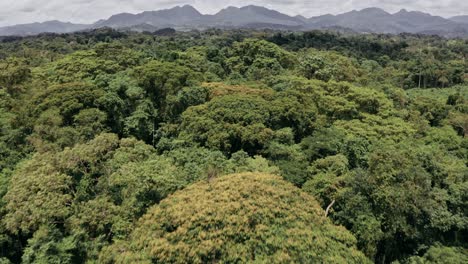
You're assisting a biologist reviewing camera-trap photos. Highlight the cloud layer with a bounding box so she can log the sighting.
[0,0,466,27]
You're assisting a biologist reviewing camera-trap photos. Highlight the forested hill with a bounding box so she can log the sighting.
[0,28,467,263]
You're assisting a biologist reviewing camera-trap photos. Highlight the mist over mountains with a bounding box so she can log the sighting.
[1,5,468,37]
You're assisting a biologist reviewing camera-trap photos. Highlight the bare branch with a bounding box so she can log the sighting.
[325,200,336,217]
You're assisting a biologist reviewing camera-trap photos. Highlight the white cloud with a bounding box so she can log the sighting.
[0,0,466,27]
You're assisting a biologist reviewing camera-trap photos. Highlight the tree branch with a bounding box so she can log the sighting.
[325,200,336,217]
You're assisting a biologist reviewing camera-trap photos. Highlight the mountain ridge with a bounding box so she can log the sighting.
[0,20,89,36]
[1,5,467,37]
[450,15,468,24]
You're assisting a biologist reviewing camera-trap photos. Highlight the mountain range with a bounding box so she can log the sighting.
[1,5,468,37]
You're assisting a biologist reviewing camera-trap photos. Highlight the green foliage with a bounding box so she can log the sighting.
[106,157,186,223]
[179,94,276,153]
[0,90,25,171]
[226,39,296,79]
[4,157,73,233]
[21,225,76,264]
[0,58,31,96]
[298,49,361,82]
[133,60,202,121]
[25,82,107,152]
[404,246,468,264]
[0,29,466,264]
[177,83,317,154]
[47,50,120,83]
[332,142,467,261]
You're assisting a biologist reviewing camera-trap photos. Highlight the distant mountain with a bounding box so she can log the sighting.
[206,5,303,27]
[93,5,303,30]
[308,8,402,33]
[389,9,462,34]
[0,5,467,37]
[294,15,308,23]
[306,8,467,36]
[0,20,88,36]
[93,5,203,28]
[450,15,468,24]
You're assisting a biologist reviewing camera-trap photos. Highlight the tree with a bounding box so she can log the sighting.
[332,141,467,262]
[446,112,468,138]
[298,49,362,82]
[179,94,276,153]
[132,60,202,122]
[100,173,370,263]
[225,39,296,79]
[47,50,120,83]
[404,245,468,264]
[24,82,109,151]
[0,58,31,96]
[3,155,73,233]
[21,225,76,264]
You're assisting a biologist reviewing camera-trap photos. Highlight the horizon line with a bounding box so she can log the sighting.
[0,4,465,28]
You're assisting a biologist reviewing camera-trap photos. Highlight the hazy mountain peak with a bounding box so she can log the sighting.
[94,4,203,28]
[181,4,196,9]
[396,9,408,14]
[218,5,277,15]
[218,6,239,12]
[173,4,201,14]
[141,5,201,16]
[359,7,391,15]
[213,4,303,27]
[45,20,61,24]
[241,5,271,11]
[394,9,438,20]
[450,15,468,24]
[313,13,335,18]
[106,13,134,21]
[295,15,308,21]
[0,20,89,36]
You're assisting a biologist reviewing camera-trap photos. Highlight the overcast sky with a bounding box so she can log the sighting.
[0,0,466,27]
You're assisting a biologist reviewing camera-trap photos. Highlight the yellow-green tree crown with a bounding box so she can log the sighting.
[101,173,370,263]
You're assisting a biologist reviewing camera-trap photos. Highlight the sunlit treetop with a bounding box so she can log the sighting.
[100,172,370,263]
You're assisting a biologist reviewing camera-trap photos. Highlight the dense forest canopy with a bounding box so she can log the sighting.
[0,28,467,263]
